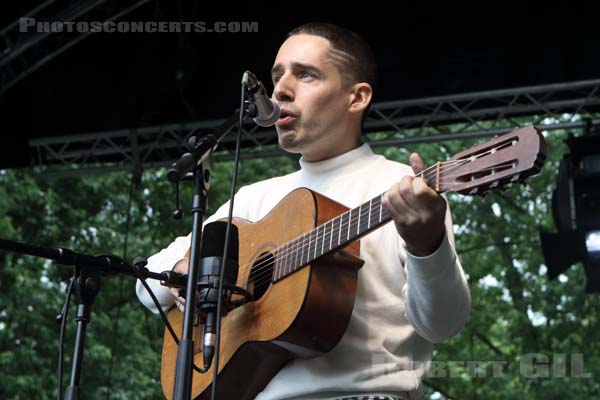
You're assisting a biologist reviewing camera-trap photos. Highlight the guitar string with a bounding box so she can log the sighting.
[224,143,514,294]
[232,159,460,279]
[424,161,517,181]
[243,154,495,280]
[240,148,506,286]
[240,158,470,281]
[246,166,521,293]
[243,152,504,287]
[246,157,518,289]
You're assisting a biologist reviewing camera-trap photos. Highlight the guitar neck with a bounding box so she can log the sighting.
[271,125,547,282]
[272,169,441,282]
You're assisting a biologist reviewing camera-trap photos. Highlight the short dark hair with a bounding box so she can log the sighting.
[287,23,377,92]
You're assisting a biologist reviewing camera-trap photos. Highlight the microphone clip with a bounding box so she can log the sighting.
[242,70,280,127]
[243,70,263,94]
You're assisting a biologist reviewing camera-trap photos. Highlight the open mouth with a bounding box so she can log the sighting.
[276,108,298,127]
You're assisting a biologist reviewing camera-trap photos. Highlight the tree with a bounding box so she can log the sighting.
[1,125,598,399]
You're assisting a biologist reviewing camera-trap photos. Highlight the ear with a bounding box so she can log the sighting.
[348,82,373,114]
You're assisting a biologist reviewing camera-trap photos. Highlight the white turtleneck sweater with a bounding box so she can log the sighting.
[136,143,471,400]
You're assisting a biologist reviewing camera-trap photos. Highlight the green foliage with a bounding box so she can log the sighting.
[1,125,599,399]
[373,122,600,399]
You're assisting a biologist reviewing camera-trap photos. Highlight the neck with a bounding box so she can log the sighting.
[301,134,363,162]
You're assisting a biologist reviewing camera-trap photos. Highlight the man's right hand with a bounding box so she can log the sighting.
[171,257,189,312]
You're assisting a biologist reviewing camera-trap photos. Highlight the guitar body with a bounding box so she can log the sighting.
[161,188,364,399]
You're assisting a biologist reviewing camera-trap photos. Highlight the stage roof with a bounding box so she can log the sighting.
[2,2,599,169]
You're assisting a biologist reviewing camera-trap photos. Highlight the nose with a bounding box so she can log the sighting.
[272,72,295,103]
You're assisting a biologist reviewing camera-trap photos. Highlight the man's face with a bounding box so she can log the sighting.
[271,34,357,162]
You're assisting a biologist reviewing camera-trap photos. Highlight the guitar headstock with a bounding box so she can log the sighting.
[438,125,547,195]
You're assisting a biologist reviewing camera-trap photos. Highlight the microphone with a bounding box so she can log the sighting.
[243,70,280,127]
[197,221,239,370]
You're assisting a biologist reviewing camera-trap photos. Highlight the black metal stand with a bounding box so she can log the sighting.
[167,107,250,400]
[172,160,210,400]
[64,264,100,400]
[0,239,178,400]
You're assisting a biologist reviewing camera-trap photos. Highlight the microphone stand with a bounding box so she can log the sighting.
[168,110,245,400]
[0,239,172,400]
[170,71,273,399]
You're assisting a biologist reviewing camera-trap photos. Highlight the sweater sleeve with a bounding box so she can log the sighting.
[135,234,191,314]
[403,203,471,343]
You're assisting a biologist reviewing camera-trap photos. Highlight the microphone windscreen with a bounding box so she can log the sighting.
[200,221,239,261]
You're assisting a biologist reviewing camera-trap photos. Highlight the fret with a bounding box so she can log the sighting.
[328,219,333,251]
[280,244,286,279]
[379,194,383,222]
[298,233,304,269]
[273,248,279,281]
[321,220,326,255]
[280,242,288,280]
[352,208,359,240]
[306,230,311,266]
[347,209,351,241]
[275,244,285,280]
[291,238,298,274]
[286,241,292,277]
[281,247,286,281]
[313,225,319,259]
[284,240,296,275]
[357,204,362,235]
[301,230,314,265]
[302,234,308,267]
[284,241,289,277]
[368,198,372,229]
[359,203,368,234]
[304,232,311,266]
[338,213,343,246]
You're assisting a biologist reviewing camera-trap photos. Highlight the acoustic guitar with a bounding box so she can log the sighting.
[160,125,547,399]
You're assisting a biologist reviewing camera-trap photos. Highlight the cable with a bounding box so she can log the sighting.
[210,74,248,400]
[133,270,206,374]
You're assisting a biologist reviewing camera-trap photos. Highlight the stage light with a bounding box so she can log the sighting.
[586,231,600,258]
[540,130,600,293]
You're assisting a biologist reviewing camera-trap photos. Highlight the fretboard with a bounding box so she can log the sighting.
[269,168,442,282]
[271,192,390,282]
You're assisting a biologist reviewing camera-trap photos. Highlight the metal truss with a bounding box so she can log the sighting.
[0,0,151,95]
[29,78,600,179]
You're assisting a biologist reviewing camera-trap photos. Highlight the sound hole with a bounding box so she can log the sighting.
[248,252,274,301]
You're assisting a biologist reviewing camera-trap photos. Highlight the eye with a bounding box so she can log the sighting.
[299,71,315,80]
[272,75,282,83]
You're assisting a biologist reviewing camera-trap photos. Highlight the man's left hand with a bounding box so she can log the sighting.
[382,152,447,256]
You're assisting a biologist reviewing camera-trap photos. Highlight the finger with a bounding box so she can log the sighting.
[397,175,420,210]
[412,176,438,204]
[170,287,186,305]
[409,152,426,175]
[383,185,418,224]
[173,258,189,274]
